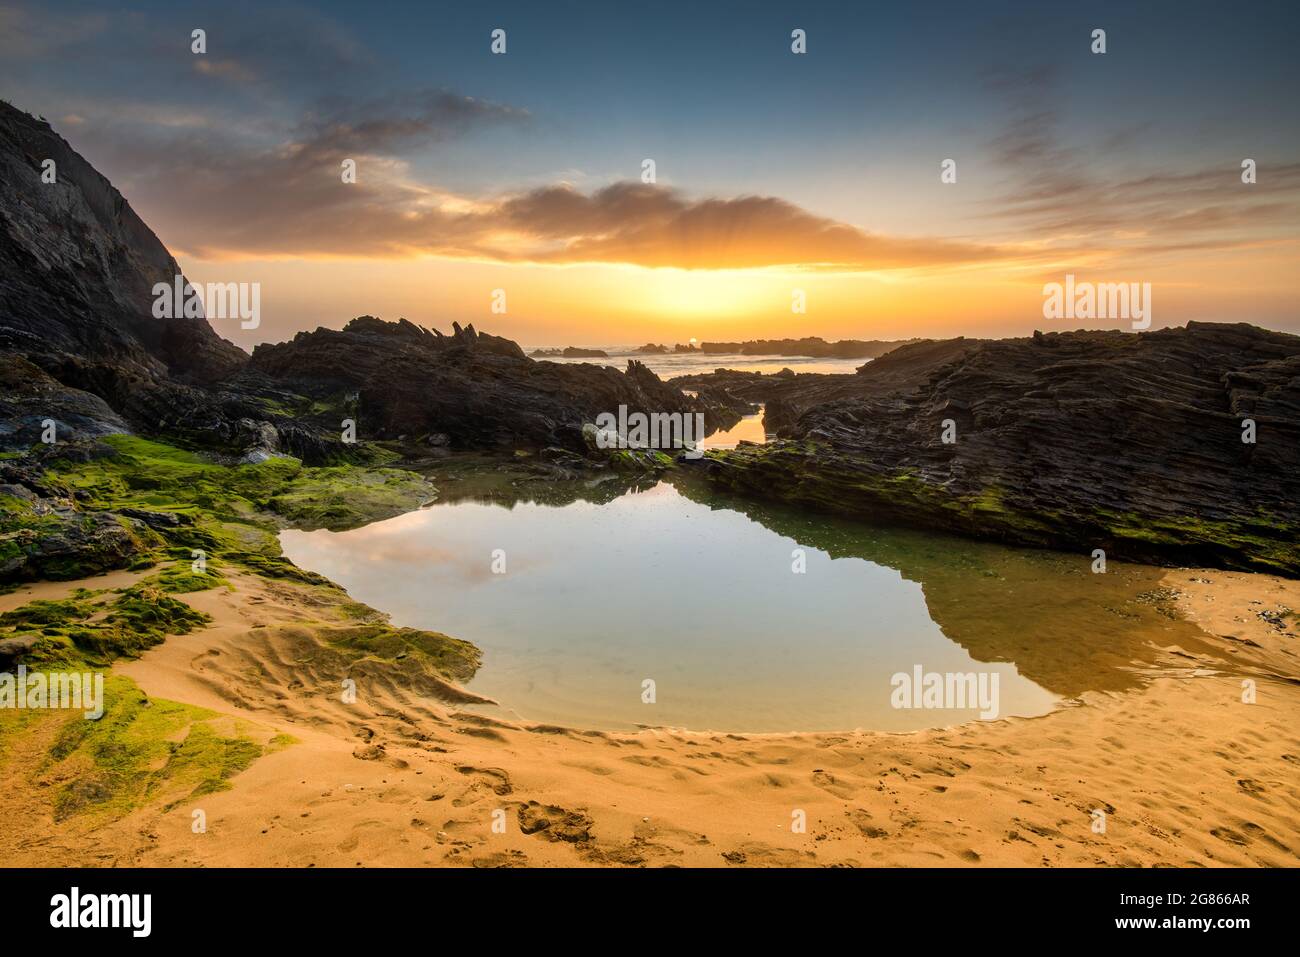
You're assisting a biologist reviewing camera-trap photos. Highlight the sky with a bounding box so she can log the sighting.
[2,0,1298,350]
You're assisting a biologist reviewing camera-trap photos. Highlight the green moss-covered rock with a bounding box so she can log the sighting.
[46,435,434,532]
[265,465,435,530]
[0,435,437,586]
[702,440,1300,575]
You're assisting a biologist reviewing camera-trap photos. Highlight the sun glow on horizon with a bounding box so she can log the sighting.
[181,241,1300,353]
[637,266,799,320]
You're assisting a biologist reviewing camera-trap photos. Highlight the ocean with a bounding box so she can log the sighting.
[534,350,871,378]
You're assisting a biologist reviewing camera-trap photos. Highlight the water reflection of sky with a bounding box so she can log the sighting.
[282,482,1059,732]
[699,408,768,451]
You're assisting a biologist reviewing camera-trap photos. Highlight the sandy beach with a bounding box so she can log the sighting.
[2,563,1296,868]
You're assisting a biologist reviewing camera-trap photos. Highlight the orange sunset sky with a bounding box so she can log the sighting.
[4,0,1297,350]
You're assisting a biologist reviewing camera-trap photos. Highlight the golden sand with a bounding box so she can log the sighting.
[1,565,1296,867]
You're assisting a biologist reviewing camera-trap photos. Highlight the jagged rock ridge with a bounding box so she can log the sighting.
[700,324,1300,574]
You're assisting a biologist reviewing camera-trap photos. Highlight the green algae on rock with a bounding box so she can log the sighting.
[1,433,482,692]
[0,434,437,585]
[700,439,1300,576]
[0,580,210,670]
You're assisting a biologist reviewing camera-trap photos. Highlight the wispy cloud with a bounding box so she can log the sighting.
[13,3,1294,279]
[104,134,1010,269]
[981,63,1300,265]
[49,98,1007,270]
[293,91,529,156]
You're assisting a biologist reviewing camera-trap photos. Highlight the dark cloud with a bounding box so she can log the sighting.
[50,96,1004,270]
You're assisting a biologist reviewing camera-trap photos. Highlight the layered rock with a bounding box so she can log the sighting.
[671,338,979,432]
[0,354,129,446]
[699,324,1300,575]
[0,101,307,460]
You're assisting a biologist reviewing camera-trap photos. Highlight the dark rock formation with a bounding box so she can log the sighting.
[0,101,322,462]
[699,324,1300,575]
[529,346,610,358]
[2,508,151,581]
[249,317,698,451]
[697,336,914,359]
[672,337,981,431]
[0,354,130,447]
[0,101,245,385]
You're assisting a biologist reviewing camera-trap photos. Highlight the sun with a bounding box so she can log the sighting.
[639,267,791,321]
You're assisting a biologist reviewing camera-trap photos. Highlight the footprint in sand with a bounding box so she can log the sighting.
[723,842,815,866]
[437,817,486,846]
[470,850,528,868]
[517,801,593,843]
[812,769,857,799]
[1236,778,1265,797]
[1240,821,1291,853]
[846,808,888,839]
[1014,818,1063,839]
[1210,826,1250,846]
[633,820,710,846]
[454,765,513,795]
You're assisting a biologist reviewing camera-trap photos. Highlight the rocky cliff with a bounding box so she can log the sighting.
[0,100,246,384]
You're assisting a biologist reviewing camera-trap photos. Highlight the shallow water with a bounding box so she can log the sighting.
[698,407,768,450]
[281,476,1221,733]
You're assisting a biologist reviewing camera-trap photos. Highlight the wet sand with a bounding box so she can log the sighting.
[1,565,1297,867]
